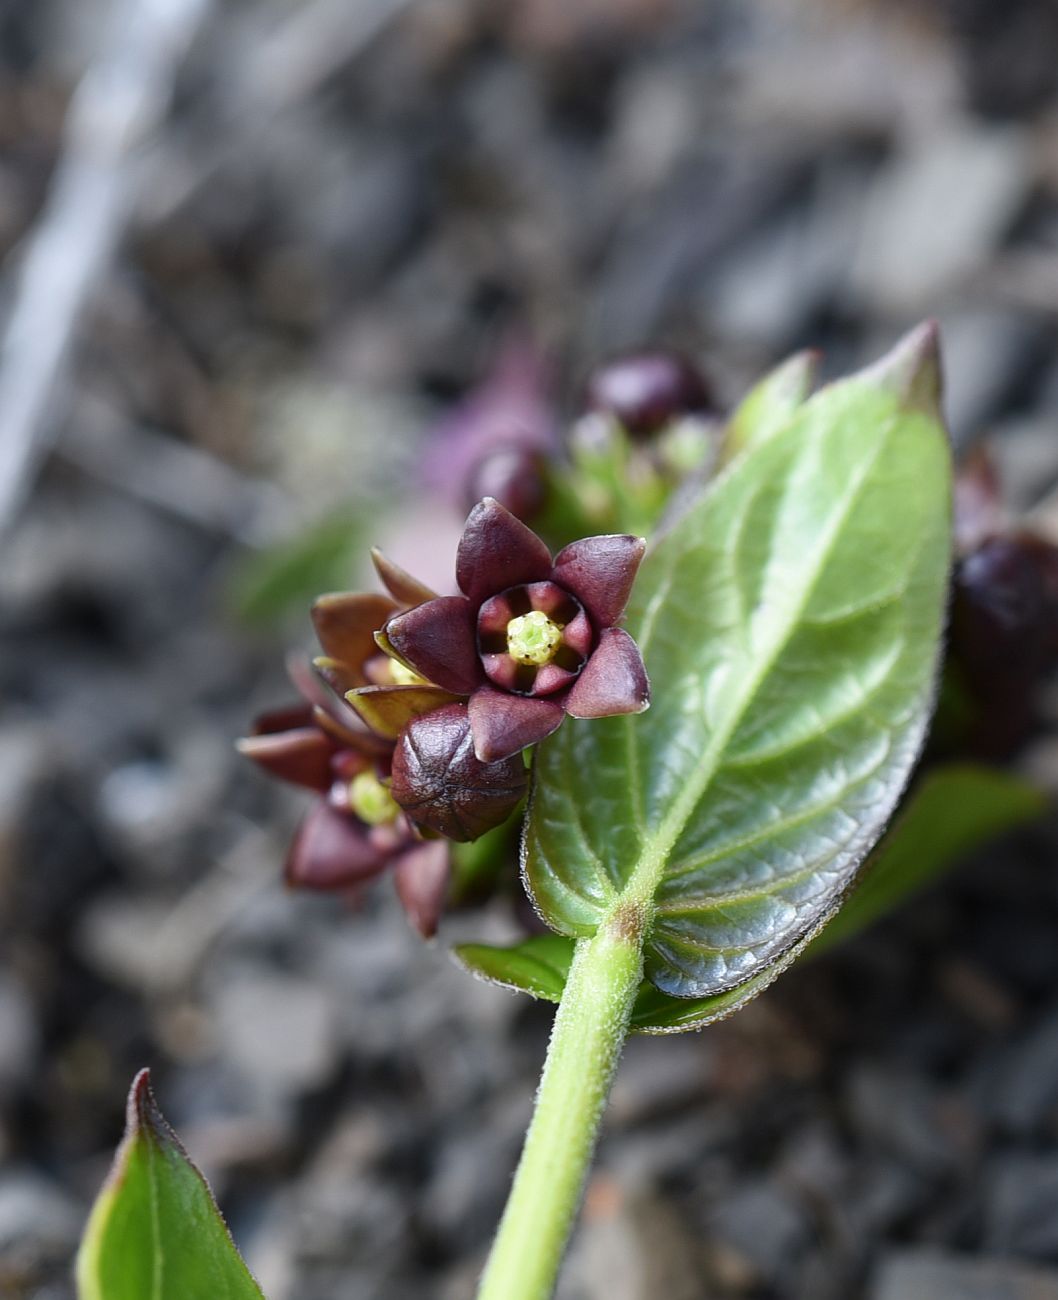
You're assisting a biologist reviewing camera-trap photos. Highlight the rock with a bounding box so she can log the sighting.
[990,415,1058,512]
[706,1179,809,1288]
[607,1035,712,1127]
[0,727,52,917]
[558,1178,708,1300]
[0,973,38,1095]
[420,1094,530,1248]
[0,1170,82,1286]
[978,1004,1058,1137]
[872,1249,1058,1299]
[852,120,1030,312]
[938,311,1043,448]
[213,973,339,1097]
[986,1154,1058,1257]
[846,1064,968,1175]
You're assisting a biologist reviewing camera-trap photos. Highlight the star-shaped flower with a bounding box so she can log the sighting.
[349,498,650,763]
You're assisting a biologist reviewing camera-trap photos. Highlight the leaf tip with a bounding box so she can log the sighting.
[126,1067,179,1153]
[859,320,944,420]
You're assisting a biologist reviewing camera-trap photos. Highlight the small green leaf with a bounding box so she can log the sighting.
[453,933,779,1034]
[454,934,575,1001]
[809,763,1045,955]
[77,1070,264,1300]
[724,349,819,461]
[525,324,952,1008]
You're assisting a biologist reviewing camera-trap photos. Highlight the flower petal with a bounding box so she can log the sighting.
[564,628,650,718]
[345,684,461,739]
[551,535,646,628]
[249,702,315,736]
[311,703,393,756]
[370,547,439,606]
[314,656,359,696]
[468,687,564,762]
[456,498,552,604]
[393,839,451,938]
[384,596,481,694]
[285,802,392,890]
[237,727,335,792]
[311,592,399,683]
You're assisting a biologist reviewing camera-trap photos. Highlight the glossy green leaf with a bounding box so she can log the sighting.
[724,349,819,461]
[524,325,952,1008]
[77,1070,264,1300]
[454,934,575,1002]
[460,764,1042,1031]
[453,934,771,1033]
[809,762,1045,955]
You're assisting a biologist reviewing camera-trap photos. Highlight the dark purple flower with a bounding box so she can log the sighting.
[351,498,650,763]
[238,639,454,939]
[463,445,549,523]
[389,703,529,841]
[421,335,558,508]
[584,350,713,437]
[950,530,1058,757]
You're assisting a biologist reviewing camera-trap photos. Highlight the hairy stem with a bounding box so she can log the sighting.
[476,903,646,1300]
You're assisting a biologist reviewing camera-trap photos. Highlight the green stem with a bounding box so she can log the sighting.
[477,903,646,1300]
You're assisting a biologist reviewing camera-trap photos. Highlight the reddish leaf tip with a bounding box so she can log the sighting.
[858,320,943,419]
[125,1068,178,1151]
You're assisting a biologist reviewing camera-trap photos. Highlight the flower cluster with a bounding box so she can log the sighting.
[241,498,650,936]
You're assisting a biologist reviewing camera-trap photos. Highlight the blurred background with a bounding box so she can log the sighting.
[3,0,1058,1297]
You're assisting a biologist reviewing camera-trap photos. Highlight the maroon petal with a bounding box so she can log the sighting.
[564,628,650,719]
[250,702,314,736]
[285,802,392,890]
[370,547,439,606]
[393,840,451,938]
[311,703,393,757]
[456,498,553,605]
[313,656,359,696]
[551,535,646,628]
[384,596,481,694]
[468,687,565,762]
[312,592,398,683]
[237,728,335,792]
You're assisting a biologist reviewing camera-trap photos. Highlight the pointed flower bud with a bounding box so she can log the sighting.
[389,704,528,842]
[585,350,713,437]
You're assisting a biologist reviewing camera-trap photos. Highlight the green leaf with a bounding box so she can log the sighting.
[77,1070,264,1300]
[454,934,575,1001]
[808,762,1045,955]
[453,933,770,1033]
[724,349,819,461]
[524,324,952,1009]
[458,764,1042,1031]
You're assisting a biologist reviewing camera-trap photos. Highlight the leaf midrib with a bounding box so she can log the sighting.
[615,415,895,923]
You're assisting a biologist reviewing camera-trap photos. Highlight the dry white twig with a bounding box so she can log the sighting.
[0,0,213,534]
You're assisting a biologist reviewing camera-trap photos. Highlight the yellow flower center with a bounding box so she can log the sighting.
[348,771,399,826]
[506,610,563,666]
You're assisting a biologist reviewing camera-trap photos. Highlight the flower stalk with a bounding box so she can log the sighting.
[476,901,648,1300]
